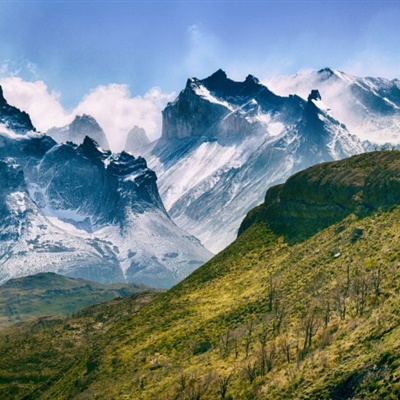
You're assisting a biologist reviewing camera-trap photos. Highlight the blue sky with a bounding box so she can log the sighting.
[0,0,399,149]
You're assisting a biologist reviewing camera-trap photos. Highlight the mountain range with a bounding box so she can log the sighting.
[268,67,400,147]
[0,91,211,288]
[1,67,400,287]
[144,69,364,252]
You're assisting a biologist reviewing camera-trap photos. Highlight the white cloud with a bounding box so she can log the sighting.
[0,76,70,130]
[0,76,175,152]
[74,84,174,151]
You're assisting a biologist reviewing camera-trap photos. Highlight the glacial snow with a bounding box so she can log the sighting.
[266,68,400,145]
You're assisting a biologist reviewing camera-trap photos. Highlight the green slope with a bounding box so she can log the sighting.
[0,151,399,399]
[0,272,149,327]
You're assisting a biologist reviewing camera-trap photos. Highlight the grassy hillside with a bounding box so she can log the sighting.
[0,273,151,328]
[0,152,399,399]
[240,150,400,242]
[0,290,161,399]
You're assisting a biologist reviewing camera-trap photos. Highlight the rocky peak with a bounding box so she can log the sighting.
[125,126,150,155]
[245,74,260,84]
[308,89,322,102]
[108,151,147,178]
[77,136,110,164]
[161,70,305,141]
[0,86,35,134]
[70,114,101,132]
[47,114,110,150]
[201,69,228,86]
[318,67,335,76]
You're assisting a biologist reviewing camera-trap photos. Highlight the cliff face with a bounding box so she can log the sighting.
[148,70,362,252]
[239,151,400,242]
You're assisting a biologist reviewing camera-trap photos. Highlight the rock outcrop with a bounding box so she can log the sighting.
[0,85,35,134]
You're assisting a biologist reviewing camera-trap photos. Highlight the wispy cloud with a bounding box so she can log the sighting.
[341,7,400,79]
[184,23,223,78]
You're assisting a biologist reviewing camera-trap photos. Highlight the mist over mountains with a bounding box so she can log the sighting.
[0,67,399,285]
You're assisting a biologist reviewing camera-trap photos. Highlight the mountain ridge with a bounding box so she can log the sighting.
[0,89,212,288]
[147,69,363,252]
[267,67,400,146]
[239,150,400,242]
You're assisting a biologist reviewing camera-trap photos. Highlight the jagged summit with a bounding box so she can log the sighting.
[245,74,260,84]
[125,126,151,155]
[150,70,363,252]
[71,114,101,131]
[318,67,338,76]
[46,114,110,150]
[198,69,276,105]
[161,70,290,141]
[76,135,110,165]
[308,89,322,102]
[268,68,400,146]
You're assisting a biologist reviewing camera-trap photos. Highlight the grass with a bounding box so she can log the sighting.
[0,207,398,399]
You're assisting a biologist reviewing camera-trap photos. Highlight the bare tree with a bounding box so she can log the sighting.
[216,370,234,399]
[219,330,231,358]
[334,280,347,320]
[265,341,277,373]
[300,304,321,350]
[243,360,258,384]
[370,264,382,297]
[279,332,292,363]
[351,268,369,316]
[257,317,269,376]
[184,372,213,400]
[318,292,332,328]
[176,373,189,395]
[244,320,255,358]
[266,273,278,312]
[272,296,286,335]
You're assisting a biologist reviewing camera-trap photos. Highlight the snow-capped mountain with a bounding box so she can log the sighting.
[46,114,110,150]
[267,67,400,146]
[145,70,363,253]
[0,89,211,288]
[125,125,151,156]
